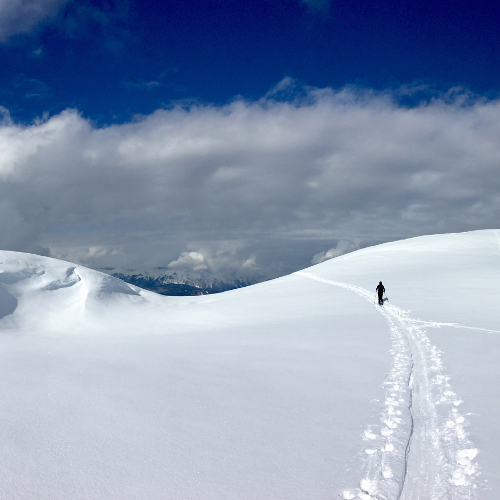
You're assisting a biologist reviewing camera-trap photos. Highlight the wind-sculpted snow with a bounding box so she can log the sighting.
[40,267,81,290]
[0,251,144,333]
[297,272,481,500]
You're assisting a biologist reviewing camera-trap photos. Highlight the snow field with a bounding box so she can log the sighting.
[0,230,499,498]
[0,253,393,499]
[297,272,481,499]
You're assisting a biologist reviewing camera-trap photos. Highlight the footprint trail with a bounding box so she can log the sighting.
[295,272,480,500]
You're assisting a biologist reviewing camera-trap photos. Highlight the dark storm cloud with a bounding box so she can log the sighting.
[0,83,499,278]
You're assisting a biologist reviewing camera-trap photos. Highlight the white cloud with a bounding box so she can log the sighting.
[241,257,257,270]
[168,251,209,272]
[0,0,69,41]
[166,242,259,278]
[1,84,500,279]
[311,240,360,265]
[123,80,162,90]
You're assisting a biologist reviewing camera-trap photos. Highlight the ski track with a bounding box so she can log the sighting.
[295,272,481,500]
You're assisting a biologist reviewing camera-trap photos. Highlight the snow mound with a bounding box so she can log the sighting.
[0,251,146,334]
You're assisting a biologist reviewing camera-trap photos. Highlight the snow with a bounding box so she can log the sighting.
[0,229,498,499]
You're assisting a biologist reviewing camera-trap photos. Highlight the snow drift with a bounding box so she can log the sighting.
[0,230,499,499]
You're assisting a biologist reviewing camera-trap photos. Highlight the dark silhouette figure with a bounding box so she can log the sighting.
[376,281,385,305]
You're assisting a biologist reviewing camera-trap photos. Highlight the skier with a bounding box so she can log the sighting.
[376,281,385,305]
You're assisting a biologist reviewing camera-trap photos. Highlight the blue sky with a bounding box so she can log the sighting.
[2,0,500,123]
[1,0,500,281]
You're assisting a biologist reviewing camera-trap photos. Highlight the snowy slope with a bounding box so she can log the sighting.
[0,230,498,499]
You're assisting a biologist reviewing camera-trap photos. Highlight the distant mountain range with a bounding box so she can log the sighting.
[106,270,260,296]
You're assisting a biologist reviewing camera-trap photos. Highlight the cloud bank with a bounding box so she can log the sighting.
[1,83,500,280]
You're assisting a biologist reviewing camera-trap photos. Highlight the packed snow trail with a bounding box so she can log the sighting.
[295,272,481,500]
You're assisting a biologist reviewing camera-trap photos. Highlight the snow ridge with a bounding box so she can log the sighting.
[295,272,480,500]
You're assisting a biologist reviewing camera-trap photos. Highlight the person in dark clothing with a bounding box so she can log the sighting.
[376,281,385,305]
